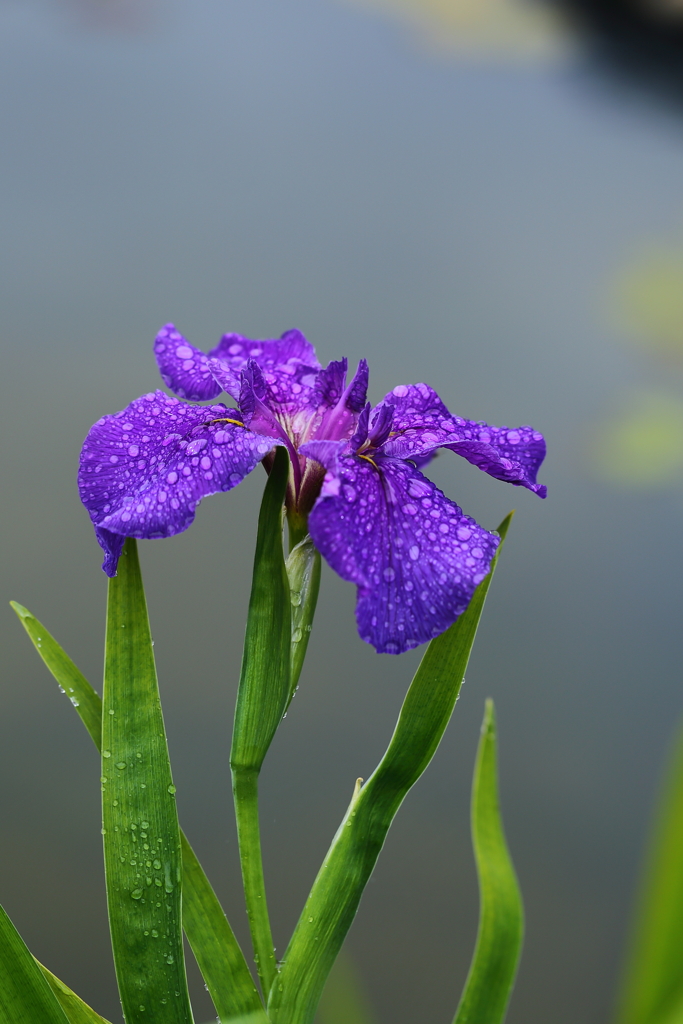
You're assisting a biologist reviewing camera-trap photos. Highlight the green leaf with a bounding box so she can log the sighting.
[614,717,683,1024]
[285,534,321,702]
[317,951,377,1024]
[10,600,266,1024]
[37,962,113,1023]
[269,514,514,1024]
[179,835,266,1023]
[0,903,70,1024]
[453,700,523,1024]
[230,447,292,997]
[102,538,194,1023]
[10,602,102,748]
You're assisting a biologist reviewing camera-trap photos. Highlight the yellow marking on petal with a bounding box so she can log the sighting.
[207,417,245,428]
[357,453,379,470]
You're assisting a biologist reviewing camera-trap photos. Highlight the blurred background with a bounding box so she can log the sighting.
[2,0,683,1021]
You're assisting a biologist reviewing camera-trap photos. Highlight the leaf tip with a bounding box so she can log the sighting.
[10,601,32,620]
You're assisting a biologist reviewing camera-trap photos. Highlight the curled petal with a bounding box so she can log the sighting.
[446,428,547,496]
[305,445,499,654]
[381,383,546,496]
[209,329,321,413]
[154,324,223,401]
[79,390,280,575]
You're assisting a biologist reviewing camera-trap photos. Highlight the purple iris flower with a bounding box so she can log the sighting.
[79,324,546,654]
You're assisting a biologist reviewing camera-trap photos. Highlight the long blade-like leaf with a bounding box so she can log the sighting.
[11,601,266,1024]
[269,514,513,1024]
[0,903,70,1024]
[102,537,194,1023]
[453,700,523,1024]
[615,718,683,1024]
[38,962,113,1024]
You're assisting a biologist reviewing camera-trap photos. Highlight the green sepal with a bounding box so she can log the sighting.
[37,962,113,1023]
[285,534,321,703]
[102,538,193,1023]
[10,601,266,1023]
[268,514,513,1024]
[615,718,683,1024]
[453,700,523,1024]
[0,903,70,1024]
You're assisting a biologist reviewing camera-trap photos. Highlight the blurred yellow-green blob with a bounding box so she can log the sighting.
[317,951,377,1024]
[339,0,567,58]
[591,392,683,487]
[615,250,683,361]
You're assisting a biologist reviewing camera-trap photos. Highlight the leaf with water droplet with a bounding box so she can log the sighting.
[10,597,267,1024]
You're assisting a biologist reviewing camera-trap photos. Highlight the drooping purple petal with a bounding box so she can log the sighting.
[304,443,499,654]
[380,383,546,496]
[95,527,125,578]
[208,329,321,413]
[446,428,547,496]
[154,324,223,401]
[79,390,280,575]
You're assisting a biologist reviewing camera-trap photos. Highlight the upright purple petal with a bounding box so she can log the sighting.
[380,383,546,496]
[79,390,280,575]
[315,359,348,408]
[304,445,499,654]
[209,329,321,414]
[207,358,241,400]
[154,324,223,401]
[314,360,370,444]
[349,404,371,451]
[368,403,394,448]
[346,359,370,413]
[209,328,319,371]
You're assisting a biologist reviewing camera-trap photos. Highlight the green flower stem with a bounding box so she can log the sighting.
[232,769,277,995]
[230,446,292,999]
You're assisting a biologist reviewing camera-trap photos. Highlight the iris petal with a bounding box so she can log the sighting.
[78,390,280,575]
[304,441,499,654]
[153,324,223,401]
[380,383,546,496]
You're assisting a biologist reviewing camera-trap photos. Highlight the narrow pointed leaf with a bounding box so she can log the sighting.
[38,962,113,1024]
[10,602,101,746]
[615,718,683,1024]
[269,514,513,1024]
[10,600,266,1023]
[102,538,193,1023]
[0,903,70,1024]
[453,700,523,1024]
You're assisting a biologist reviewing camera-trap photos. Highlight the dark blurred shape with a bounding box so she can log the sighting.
[553,0,683,103]
[60,0,159,32]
